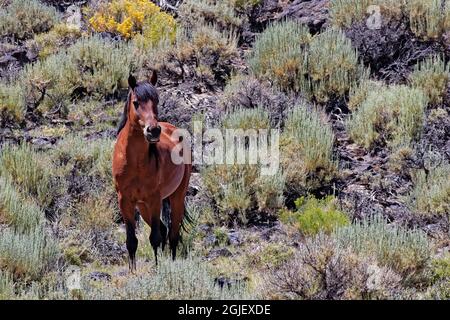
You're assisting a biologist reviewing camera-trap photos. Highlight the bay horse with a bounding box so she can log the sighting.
[112,71,191,271]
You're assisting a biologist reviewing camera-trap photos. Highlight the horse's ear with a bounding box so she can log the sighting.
[128,74,137,90]
[150,70,157,86]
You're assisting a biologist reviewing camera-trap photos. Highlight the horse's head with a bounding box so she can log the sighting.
[127,71,160,143]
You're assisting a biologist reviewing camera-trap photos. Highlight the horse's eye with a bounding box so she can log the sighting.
[133,101,139,109]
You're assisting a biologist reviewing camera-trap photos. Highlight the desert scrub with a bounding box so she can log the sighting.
[149,23,238,88]
[178,0,243,31]
[0,270,15,299]
[409,55,449,105]
[330,0,406,28]
[202,108,284,223]
[347,85,428,149]
[20,36,136,115]
[220,74,296,126]
[249,20,311,93]
[202,164,285,224]
[222,107,271,130]
[26,23,82,59]
[281,103,337,194]
[0,177,45,232]
[263,234,402,299]
[280,195,350,236]
[72,194,116,240]
[0,82,25,123]
[407,163,450,216]
[88,0,176,47]
[246,243,294,269]
[233,0,261,11]
[333,215,430,285]
[20,51,78,116]
[408,0,447,40]
[83,255,252,299]
[54,134,114,182]
[67,36,136,97]
[348,79,384,111]
[0,0,59,39]
[0,143,55,208]
[305,28,366,103]
[0,227,59,280]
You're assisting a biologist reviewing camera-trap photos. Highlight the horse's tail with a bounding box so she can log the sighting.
[181,200,193,232]
[161,198,171,227]
[161,198,193,233]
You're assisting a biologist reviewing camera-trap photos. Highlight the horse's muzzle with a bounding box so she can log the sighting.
[144,125,161,143]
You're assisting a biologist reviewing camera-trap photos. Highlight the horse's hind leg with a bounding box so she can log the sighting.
[168,165,191,260]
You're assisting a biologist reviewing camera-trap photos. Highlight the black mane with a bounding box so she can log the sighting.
[116,81,159,135]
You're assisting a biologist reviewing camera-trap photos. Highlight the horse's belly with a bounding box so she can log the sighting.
[160,164,185,199]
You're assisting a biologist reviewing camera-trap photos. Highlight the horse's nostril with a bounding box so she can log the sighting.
[150,126,161,136]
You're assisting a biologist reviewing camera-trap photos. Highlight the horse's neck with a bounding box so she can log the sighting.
[121,121,149,163]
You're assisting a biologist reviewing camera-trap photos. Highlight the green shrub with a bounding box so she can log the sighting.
[0,143,55,208]
[347,85,428,149]
[73,194,116,238]
[149,23,238,87]
[0,177,44,232]
[26,23,82,59]
[54,134,114,181]
[220,74,294,126]
[348,79,384,111]
[407,164,450,216]
[0,0,59,39]
[67,36,136,97]
[410,55,449,105]
[333,215,430,284]
[280,195,350,236]
[202,108,284,223]
[306,28,366,103]
[20,51,77,116]
[281,103,337,193]
[234,0,261,11]
[0,270,15,299]
[430,253,450,284]
[247,243,294,269]
[249,20,311,92]
[331,0,448,40]
[0,83,25,122]
[203,164,283,224]
[330,0,405,28]
[445,2,450,31]
[409,0,446,40]
[83,255,252,299]
[250,23,365,102]
[0,227,59,280]
[222,107,271,130]
[20,36,136,116]
[179,0,243,31]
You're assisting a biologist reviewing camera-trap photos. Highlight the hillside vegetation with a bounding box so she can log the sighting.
[0,0,449,300]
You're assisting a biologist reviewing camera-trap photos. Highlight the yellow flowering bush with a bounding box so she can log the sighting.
[89,0,176,47]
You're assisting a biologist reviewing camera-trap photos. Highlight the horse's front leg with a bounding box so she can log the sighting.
[118,193,138,273]
[137,199,162,266]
